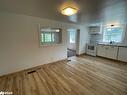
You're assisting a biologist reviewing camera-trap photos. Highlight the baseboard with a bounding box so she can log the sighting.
[80,54,127,64]
[76,53,85,57]
[67,48,76,52]
[0,59,67,78]
[96,55,127,63]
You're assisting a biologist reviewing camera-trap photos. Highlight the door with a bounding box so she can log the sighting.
[67,29,79,57]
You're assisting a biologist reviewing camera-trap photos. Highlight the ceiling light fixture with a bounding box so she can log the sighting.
[61,6,78,16]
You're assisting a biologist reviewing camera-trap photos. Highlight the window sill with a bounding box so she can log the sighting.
[98,42,125,46]
[40,43,64,47]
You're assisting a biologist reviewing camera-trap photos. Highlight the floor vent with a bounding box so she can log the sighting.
[67,59,71,62]
[27,67,41,74]
[27,70,36,74]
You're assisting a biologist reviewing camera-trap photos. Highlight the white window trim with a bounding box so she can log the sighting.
[121,24,126,42]
[38,24,63,47]
[102,24,126,43]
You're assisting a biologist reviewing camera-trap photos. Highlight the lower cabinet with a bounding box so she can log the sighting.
[97,45,118,59]
[106,46,118,59]
[97,45,127,62]
[97,45,106,57]
[118,47,127,62]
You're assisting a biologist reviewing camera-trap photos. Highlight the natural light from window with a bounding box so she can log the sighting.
[39,27,62,46]
[103,25,124,43]
[41,33,55,43]
[69,31,76,43]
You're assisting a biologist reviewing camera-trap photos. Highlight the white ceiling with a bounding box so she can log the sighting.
[0,0,126,24]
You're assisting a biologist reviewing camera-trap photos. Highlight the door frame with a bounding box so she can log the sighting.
[67,28,80,56]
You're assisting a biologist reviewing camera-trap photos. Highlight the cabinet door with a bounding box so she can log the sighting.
[106,46,118,59]
[118,47,127,62]
[97,45,106,57]
[89,26,100,34]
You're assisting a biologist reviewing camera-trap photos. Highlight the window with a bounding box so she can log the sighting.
[103,26,124,42]
[41,33,54,43]
[39,27,62,46]
[69,31,76,43]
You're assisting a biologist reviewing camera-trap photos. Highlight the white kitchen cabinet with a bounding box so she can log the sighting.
[97,45,118,59]
[106,46,118,59]
[89,26,101,34]
[118,47,127,62]
[97,45,106,57]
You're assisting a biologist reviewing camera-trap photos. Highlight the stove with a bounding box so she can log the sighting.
[86,43,97,56]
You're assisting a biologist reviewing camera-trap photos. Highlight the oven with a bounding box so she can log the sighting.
[86,44,97,56]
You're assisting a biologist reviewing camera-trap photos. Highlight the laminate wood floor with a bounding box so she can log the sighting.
[0,55,127,95]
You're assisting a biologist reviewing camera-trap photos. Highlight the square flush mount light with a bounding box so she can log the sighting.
[61,6,78,16]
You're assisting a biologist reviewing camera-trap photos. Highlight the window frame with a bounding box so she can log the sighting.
[102,24,126,43]
[39,25,63,47]
[41,32,55,43]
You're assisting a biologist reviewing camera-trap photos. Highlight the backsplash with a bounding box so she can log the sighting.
[90,34,103,44]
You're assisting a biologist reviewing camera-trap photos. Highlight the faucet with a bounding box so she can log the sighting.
[109,41,115,44]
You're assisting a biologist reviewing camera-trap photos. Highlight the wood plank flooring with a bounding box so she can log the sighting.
[0,55,127,95]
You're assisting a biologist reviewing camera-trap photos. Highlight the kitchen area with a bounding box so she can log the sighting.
[86,24,127,62]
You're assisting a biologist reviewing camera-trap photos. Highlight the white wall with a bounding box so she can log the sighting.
[78,25,90,54]
[88,1,127,45]
[66,25,90,55]
[0,12,85,76]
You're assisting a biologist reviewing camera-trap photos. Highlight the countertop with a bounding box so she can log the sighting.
[98,43,127,47]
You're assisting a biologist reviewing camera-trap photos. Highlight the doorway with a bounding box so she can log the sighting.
[67,29,79,57]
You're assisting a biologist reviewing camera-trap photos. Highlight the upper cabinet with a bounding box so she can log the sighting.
[89,26,102,34]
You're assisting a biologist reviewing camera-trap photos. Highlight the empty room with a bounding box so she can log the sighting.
[0,0,127,95]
